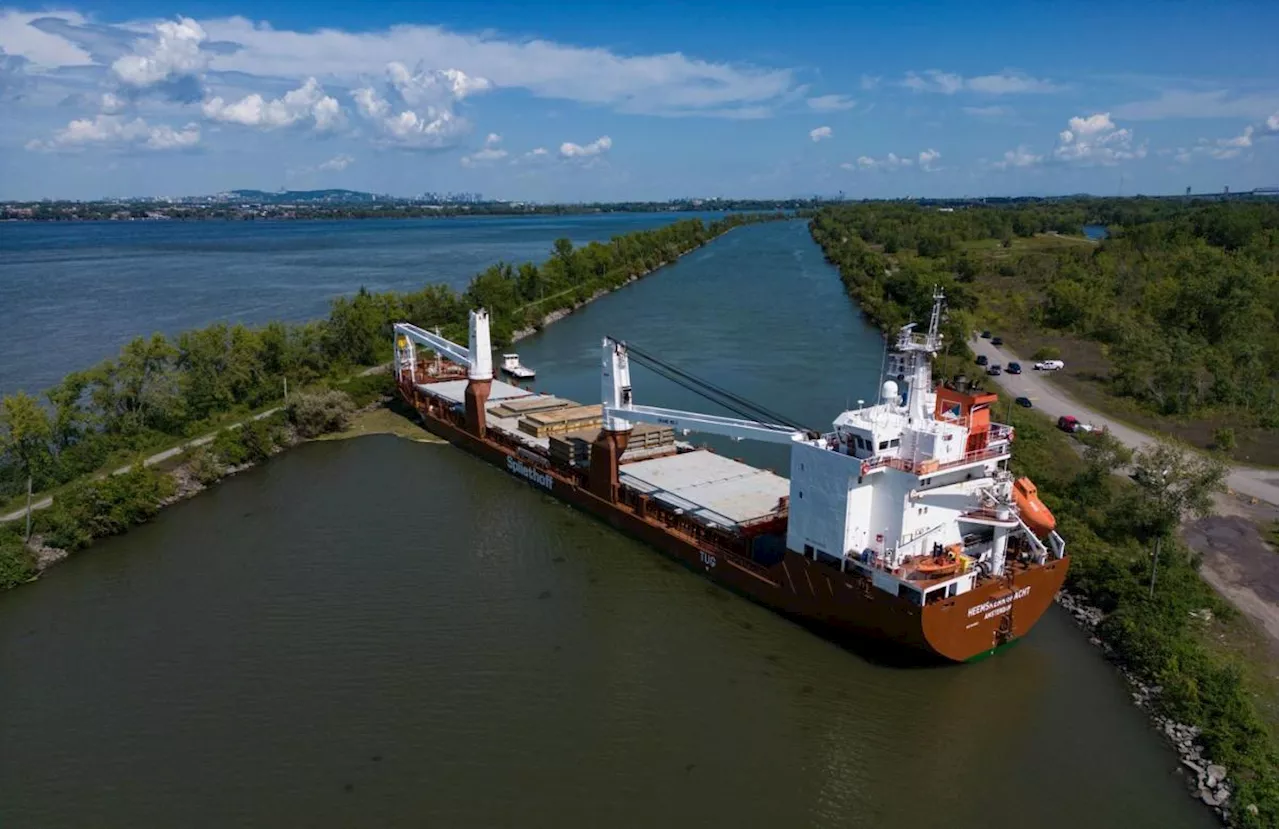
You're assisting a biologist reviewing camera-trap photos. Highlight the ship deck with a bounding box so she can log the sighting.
[619,450,789,532]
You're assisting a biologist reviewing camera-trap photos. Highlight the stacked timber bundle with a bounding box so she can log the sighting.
[519,404,603,438]
[549,423,678,468]
[490,396,572,419]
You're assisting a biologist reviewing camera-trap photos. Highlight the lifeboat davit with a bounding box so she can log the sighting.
[1014,477,1056,538]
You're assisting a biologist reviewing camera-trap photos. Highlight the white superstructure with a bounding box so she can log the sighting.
[602,289,1066,606]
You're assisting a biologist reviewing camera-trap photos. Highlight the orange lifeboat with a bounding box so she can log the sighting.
[1014,477,1056,538]
[912,544,969,579]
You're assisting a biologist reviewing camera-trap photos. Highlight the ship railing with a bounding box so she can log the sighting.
[862,443,1011,477]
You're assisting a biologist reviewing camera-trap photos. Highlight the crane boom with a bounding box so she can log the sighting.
[393,310,493,381]
[599,337,806,446]
[603,403,805,445]
[395,322,472,369]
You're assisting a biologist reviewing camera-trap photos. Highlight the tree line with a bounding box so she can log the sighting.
[810,199,1279,424]
[0,213,782,506]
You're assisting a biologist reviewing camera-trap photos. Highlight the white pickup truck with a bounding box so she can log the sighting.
[1034,359,1065,371]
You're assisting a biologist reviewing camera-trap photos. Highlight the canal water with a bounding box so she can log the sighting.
[0,221,1210,829]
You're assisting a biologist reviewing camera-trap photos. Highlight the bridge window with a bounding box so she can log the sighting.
[879,441,889,450]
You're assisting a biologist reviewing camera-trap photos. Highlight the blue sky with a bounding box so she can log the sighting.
[1,1,1276,201]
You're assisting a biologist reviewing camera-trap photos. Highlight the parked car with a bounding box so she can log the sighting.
[1057,415,1095,433]
[1007,362,1022,374]
[986,365,1002,376]
[976,354,989,366]
[1035,359,1065,371]
[991,337,1003,346]
[980,330,992,339]
[1016,396,1033,408]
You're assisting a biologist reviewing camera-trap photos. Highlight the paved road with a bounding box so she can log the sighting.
[968,336,1278,506]
[0,407,282,525]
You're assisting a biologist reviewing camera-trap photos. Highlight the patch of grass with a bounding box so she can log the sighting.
[315,403,441,443]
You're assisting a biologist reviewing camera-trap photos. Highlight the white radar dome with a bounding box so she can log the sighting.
[881,380,899,402]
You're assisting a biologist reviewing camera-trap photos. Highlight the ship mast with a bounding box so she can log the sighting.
[895,287,946,425]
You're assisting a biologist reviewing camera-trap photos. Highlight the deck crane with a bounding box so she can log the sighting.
[394,310,494,436]
[393,310,492,382]
[598,337,813,446]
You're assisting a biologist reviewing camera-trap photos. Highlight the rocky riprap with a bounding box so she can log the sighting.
[1055,591,1234,824]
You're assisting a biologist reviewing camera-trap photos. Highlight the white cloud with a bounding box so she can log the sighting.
[0,10,93,67]
[1053,112,1145,165]
[559,135,611,158]
[993,145,1043,169]
[28,113,199,152]
[1112,89,1276,121]
[807,94,855,112]
[1263,113,1278,135]
[111,17,208,90]
[461,132,509,166]
[902,69,1061,95]
[202,77,343,131]
[917,148,941,171]
[186,16,796,119]
[809,125,833,142]
[1174,125,1260,163]
[844,152,912,171]
[353,62,488,149]
[859,75,881,91]
[318,153,354,171]
[100,91,125,113]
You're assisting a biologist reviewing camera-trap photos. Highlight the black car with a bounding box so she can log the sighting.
[1007,362,1022,374]
[1016,396,1033,408]
[980,330,992,339]
[986,365,1002,376]
[976,354,989,366]
[991,336,1004,346]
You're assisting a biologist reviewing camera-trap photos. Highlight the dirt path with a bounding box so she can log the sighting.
[969,336,1278,506]
[0,407,281,525]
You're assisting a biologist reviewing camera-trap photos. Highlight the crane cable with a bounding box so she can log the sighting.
[611,338,817,436]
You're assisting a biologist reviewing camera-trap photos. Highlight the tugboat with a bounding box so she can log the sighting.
[500,353,536,381]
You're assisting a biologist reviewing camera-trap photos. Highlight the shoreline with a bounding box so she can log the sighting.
[7,220,751,584]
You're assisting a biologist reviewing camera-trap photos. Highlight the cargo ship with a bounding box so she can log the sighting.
[392,291,1068,662]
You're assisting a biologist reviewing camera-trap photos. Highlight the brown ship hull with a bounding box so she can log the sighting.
[399,381,1069,663]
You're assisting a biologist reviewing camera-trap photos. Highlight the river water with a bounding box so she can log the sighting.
[0,221,1211,828]
[0,212,721,397]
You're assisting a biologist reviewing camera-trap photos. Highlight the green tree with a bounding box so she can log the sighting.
[1,392,54,489]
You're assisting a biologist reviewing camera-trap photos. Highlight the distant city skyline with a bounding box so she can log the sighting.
[0,1,1276,201]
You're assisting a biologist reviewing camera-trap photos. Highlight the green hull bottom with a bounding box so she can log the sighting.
[965,637,1022,663]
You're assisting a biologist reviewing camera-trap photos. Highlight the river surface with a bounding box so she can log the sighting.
[0,221,1211,829]
[0,212,721,397]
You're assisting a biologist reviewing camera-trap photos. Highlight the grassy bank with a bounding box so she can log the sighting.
[810,207,1277,829]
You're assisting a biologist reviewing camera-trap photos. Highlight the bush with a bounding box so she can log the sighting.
[211,427,250,467]
[1212,427,1236,453]
[186,446,223,485]
[39,465,175,552]
[1032,345,1061,361]
[287,390,356,438]
[334,371,395,407]
[0,536,35,589]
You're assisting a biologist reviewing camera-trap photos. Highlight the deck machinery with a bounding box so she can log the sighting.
[393,291,1069,662]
